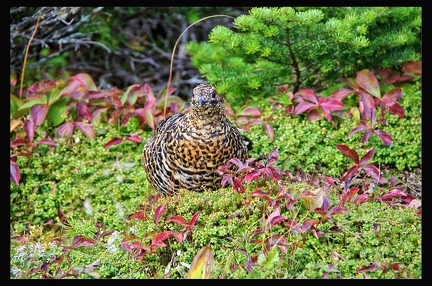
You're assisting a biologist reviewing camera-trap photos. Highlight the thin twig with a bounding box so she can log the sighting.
[164,15,235,116]
[20,8,42,99]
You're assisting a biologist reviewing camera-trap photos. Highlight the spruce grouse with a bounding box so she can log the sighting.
[142,83,249,195]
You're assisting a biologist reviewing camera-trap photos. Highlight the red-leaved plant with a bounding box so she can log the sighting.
[10,73,184,185]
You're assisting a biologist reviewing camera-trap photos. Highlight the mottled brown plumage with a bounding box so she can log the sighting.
[142,83,249,195]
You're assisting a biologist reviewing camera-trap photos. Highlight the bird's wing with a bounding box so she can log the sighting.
[154,113,184,134]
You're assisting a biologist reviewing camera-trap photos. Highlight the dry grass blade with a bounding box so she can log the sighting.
[186,245,214,279]
[20,8,43,99]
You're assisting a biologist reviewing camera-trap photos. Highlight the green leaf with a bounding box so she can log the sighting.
[10,94,23,116]
[19,95,48,110]
[46,96,69,126]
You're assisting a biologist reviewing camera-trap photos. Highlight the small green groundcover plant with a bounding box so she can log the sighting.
[10,145,421,278]
[11,6,421,279]
[10,67,421,277]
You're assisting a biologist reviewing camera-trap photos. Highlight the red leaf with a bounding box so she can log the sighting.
[307,108,322,121]
[359,91,377,123]
[151,231,175,246]
[76,103,92,121]
[300,219,316,233]
[60,78,84,97]
[347,121,369,138]
[75,122,96,139]
[30,104,49,126]
[382,87,402,102]
[320,175,338,188]
[250,189,270,200]
[121,111,134,126]
[23,118,35,143]
[329,88,354,100]
[173,231,187,243]
[376,189,407,202]
[352,193,370,205]
[35,138,57,146]
[267,208,282,226]
[10,137,27,147]
[248,229,264,241]
[166,216,188,226]
[267,147,279,165]
[362,164,381,182]
[128,211,146,220]
[387,102,404,119]
[374,130,394,146]
[86,91,108,100]
[387,75,414,84]
[401,60,422,75]
[10,160,20,185]
[57,208,71,227]
[227,157,246,169]
[356,264,379,273]
[154,204,166,226]
[294,101,316,115]
[336,144,359,163]
[286,219,301,231]
[338,76,360,90]
[359,148,375,165]
[104,138,123,148]
[221,175,233,187]
[144,109,155,130]
[233,177,245,193]
[238,106,261,117]
[297,190,317,199]
[27,79,57,93]
[264,123,274,141]
[188,213,200,230]
[340,187,359,207]
[70,73,97,90]
[361,130,373,144]
[356,69,381,98]
[269,234,289,252]
[108,109,123,125]
[91,107,108,121]
[56,122,74,138]
[340,166,359,182]
[244,170,261,182]
[125,134,142,143]
[301,90,319,103]
[320,98,344,111]
[327,206,348,216]
[374,67,392,81]
[72,235,95,248]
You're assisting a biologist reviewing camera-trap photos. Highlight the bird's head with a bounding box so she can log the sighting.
[190,84,226,121]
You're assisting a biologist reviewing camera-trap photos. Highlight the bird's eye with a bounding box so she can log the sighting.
[211,91,217,99]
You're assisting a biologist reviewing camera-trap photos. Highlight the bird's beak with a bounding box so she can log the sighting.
[197,98,207,105]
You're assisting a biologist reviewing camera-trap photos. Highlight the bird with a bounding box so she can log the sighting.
[142,83,250,195]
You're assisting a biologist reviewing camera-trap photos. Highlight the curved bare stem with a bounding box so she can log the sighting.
[20,8,43,99]
[164,14,235,116]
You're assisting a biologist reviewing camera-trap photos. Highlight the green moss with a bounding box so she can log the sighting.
[10,83,421,279]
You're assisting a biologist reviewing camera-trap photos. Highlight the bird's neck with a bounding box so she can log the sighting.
[187,112,226,129]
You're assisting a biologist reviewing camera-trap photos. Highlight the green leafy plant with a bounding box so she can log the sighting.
[10,73,184,185]
[187,7,421,106]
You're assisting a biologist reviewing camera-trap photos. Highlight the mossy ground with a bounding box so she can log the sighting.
[10,82,421,279]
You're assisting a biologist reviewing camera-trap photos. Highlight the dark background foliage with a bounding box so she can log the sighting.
[10,7,250,100]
